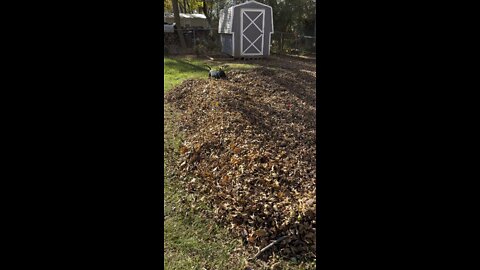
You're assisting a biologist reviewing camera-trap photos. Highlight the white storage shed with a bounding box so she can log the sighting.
[218,0,274,58]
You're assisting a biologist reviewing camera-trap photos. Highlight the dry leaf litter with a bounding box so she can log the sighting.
[165,58,316,262]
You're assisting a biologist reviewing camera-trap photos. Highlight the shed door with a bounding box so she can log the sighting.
[240,9,264,56]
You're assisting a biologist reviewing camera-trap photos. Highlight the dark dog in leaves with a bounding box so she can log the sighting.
[205,65,228,79]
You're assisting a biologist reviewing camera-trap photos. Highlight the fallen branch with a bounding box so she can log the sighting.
[249,235,290,260]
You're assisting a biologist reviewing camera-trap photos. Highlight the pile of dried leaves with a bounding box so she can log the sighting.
[165,61,316,261]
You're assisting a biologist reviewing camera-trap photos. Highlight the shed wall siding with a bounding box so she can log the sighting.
[218,7,234,33]
[221,34,233,55]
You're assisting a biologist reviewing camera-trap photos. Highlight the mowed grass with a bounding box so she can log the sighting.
[163,57,207,92]
[164,56,315,270]
[164,56,257,92]
[164,167,248,270]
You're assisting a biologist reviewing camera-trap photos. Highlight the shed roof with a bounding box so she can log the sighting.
[218,0,274,34]
[234,0,272,9]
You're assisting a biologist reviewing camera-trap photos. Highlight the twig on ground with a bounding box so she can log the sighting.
[249,235,290,260]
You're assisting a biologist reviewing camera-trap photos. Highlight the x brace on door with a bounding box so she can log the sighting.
[241,9,264,55]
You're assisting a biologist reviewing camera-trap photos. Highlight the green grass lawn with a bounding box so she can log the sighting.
[163,57,207,92]
[164,167,248,270]
[164,56,257,92]
[163,56,315,270]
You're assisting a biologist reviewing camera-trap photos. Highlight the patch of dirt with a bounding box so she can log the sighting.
[164,57,316,262]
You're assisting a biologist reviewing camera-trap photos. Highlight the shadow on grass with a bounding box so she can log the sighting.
[164,58,209,74]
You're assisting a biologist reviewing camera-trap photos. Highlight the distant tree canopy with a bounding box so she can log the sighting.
[163,0,316,35]
[164,0,172,11]
[263,0,316,34]
[164,0,205,14]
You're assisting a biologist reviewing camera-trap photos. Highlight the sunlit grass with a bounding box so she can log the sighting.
[163,56,258,93]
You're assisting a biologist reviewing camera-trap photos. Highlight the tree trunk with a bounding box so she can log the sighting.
[202,0,212,28]
[280,32,283,53]
[183,0,189,13]
[179,2,184,13]
[172,0,187,49]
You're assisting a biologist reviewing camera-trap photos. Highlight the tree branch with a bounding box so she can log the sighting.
[249,235,290,260]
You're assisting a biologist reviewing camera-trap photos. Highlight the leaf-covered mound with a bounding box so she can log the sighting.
[165,63,316,261]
